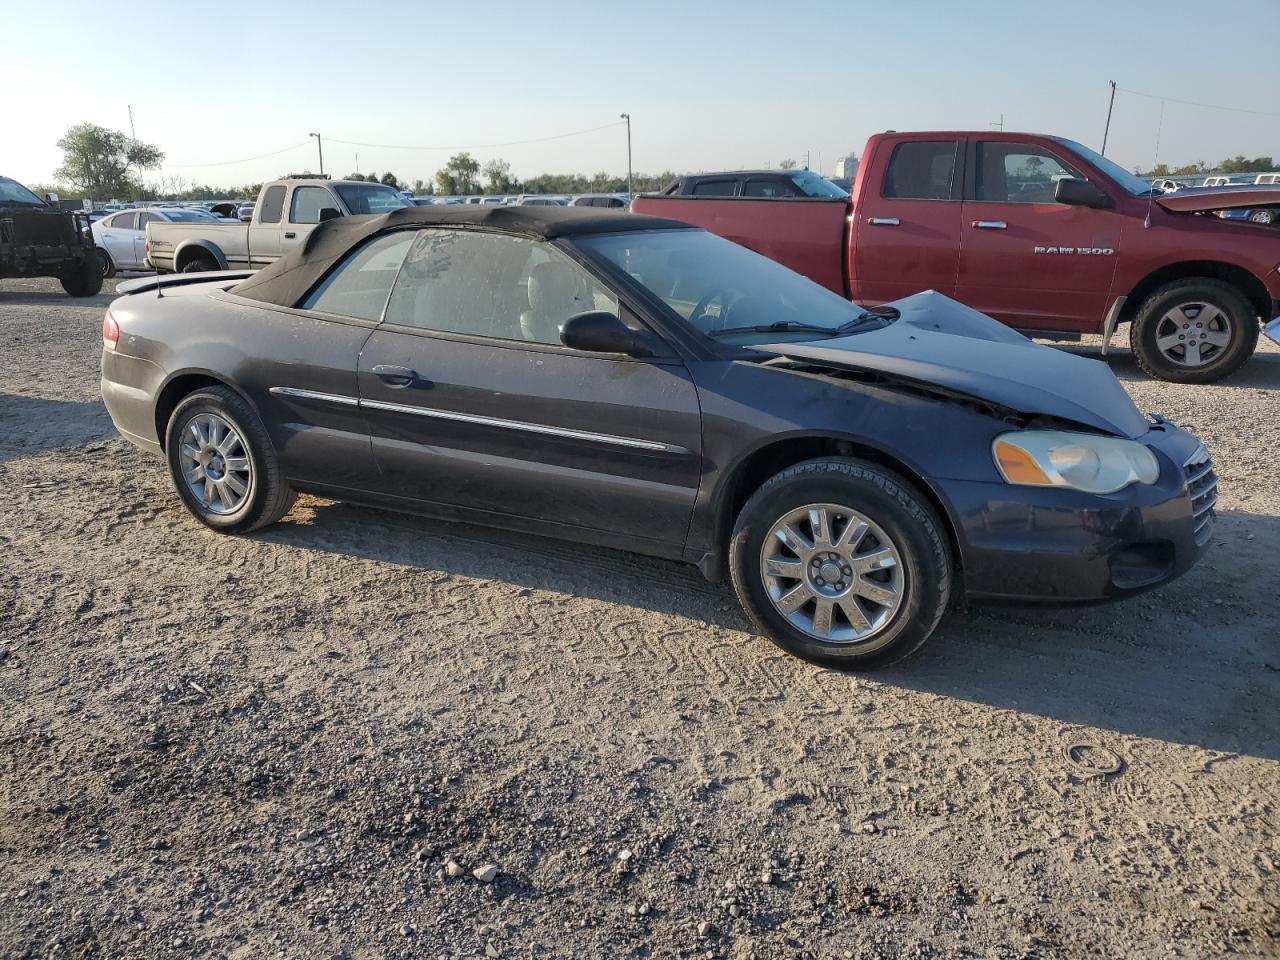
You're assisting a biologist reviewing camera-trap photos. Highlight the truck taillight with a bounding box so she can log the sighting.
[144,238,150,254]
[102,311,120,349]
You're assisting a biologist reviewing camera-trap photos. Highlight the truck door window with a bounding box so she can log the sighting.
[691,178,739,197]
[883,141,958,200]
[290,186,337,224]
[258,185,286,224]
[742,178,799,198]
[976,142,1077,203]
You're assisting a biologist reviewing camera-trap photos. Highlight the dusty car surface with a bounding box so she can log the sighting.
[100,206,1216,668]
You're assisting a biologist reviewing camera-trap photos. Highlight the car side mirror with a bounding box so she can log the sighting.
[1055,177,1112,209]
[45,192,59,203]
[560,311,661,358]
[318,207,342,223]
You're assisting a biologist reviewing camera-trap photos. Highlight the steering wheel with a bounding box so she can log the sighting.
[688,289,730,331]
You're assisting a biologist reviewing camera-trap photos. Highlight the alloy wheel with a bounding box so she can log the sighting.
[179,413,252,514]
[759,503,904,643]
[1153,302,1233,368]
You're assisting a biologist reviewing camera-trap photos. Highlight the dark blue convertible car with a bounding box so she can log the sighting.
[100,206,1215,668]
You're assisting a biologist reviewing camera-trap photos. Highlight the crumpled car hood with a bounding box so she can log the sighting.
[1155,185,1280,213]
[756,290,1150,439]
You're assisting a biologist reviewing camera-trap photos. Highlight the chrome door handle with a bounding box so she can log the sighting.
[972,220,1007,229]
[284,231,296,239]
[867,217,900,226]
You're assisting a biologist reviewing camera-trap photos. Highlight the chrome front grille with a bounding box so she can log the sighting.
[1183,446,1218,546]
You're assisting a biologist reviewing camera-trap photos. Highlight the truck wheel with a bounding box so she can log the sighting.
[96,247,117,279]
[59,255,105,297]
[182,257,218,273]
[1130,278,1259,383]
[165,386,296,533]
[1247,209,1275,225]
[729,458,951,670]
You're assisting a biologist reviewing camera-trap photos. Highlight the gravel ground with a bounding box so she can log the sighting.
[1,277,1277,960]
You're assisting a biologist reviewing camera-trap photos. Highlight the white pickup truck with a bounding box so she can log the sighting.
[145,177,407,273]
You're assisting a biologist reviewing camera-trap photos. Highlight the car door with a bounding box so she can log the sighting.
[243,229,417,489]
[246,184,286,268]
[281,185,335,258]
[956,139,1121,332]
[853,138,963,303]
[357,228,703,551]
[99,212,138,269]
[134,212,160,268]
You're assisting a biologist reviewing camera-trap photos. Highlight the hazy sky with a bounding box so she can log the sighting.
[6,0,1278,189]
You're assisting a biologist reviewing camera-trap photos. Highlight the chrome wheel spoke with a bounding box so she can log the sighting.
[1203,328,1231,347]
[224,456,249,473]
[808,507,833,548]
[1155,331,1182,353]
[775,582,814,614]
[764,557,805,580]
[186,464,204,484]
[1183,340,1202,365]
[203,477,218,505]
[855,576,899,607]
[852,546,896,574]
[811,598,834,636]
[775,522,814,558]
[838,597,872,632]
[837,519,868,551]
[223,472,248,497]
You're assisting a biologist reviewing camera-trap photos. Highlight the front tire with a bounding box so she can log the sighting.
[729,458,951,670]
[165,386,295,533]
[59,254,104,296]
[1129,278,1258,383]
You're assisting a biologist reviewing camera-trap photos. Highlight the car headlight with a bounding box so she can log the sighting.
[993,430,1160,495]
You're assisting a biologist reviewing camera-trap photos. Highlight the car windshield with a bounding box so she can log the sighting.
[789,170,849,198]
[0,178,45,205]
[1052,138,1160,197]
[333,183,409,215]
[580,229,885,344]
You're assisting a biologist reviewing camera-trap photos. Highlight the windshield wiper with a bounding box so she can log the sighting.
[707,308,899,341]
[706,320,835,339]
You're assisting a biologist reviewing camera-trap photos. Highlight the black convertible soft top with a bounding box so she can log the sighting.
[232,205,692,307]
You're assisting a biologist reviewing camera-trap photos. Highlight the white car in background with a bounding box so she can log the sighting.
[92,207,220,277]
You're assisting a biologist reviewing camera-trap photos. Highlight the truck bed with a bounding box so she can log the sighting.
[629,196,851,296]
[146,221,250,272]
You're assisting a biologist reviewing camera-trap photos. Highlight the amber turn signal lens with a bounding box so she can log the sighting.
[994,439,1052,485]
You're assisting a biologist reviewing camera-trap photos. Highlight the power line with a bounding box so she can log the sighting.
[1116,86,1280,119]
[165,140,313,168]
[324,120,626,152]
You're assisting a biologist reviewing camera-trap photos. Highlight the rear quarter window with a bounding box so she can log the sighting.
[258,185,286,224]
[882,141,959,200]
[690,178,739,197]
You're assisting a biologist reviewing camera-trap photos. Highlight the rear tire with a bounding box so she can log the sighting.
[729,458,951,670]
[165,386,295,533]
[1129,278,1258,383]
[182,257,218,273]
[96,247,117,279]
[59,254,104,296]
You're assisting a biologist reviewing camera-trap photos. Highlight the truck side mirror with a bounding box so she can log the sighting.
[318,207,342,223]
[45,192,59,203]
[560,311,661,358]
[1055,178,1112,209]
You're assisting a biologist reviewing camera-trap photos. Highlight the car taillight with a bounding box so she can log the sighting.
[144,238,150,254]
[103,311,120,349]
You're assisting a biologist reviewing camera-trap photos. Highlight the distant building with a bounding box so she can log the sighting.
[835,153,859,180]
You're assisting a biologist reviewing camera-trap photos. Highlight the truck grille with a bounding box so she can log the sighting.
[1184,446,1217,547]
[11,210,76,248]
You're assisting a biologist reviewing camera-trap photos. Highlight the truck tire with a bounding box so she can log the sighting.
[165,386,296,533]
[182,256,218,273]
[59,255,105,297]
[1130,278,1259,383]
[729,458,951,670]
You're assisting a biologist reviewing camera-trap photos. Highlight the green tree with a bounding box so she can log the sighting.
[778,159,797,170]
[345,172,367,181]
[54,123,164,198]
[436,152,481,195]
[482,159,519,193]
[379,171,401,188]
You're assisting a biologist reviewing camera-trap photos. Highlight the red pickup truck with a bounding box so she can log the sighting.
[631,131,1280,383]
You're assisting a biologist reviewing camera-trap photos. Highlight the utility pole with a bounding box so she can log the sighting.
[355,152,359,176]
[1101,81,1117,157]
[309,132,324,176]
[620,113,632,198]
[127,105,136,140]
[989,113,1004,131]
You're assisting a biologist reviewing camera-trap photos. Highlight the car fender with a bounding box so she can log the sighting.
[173,239,229,271]
[151,364,261,444]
